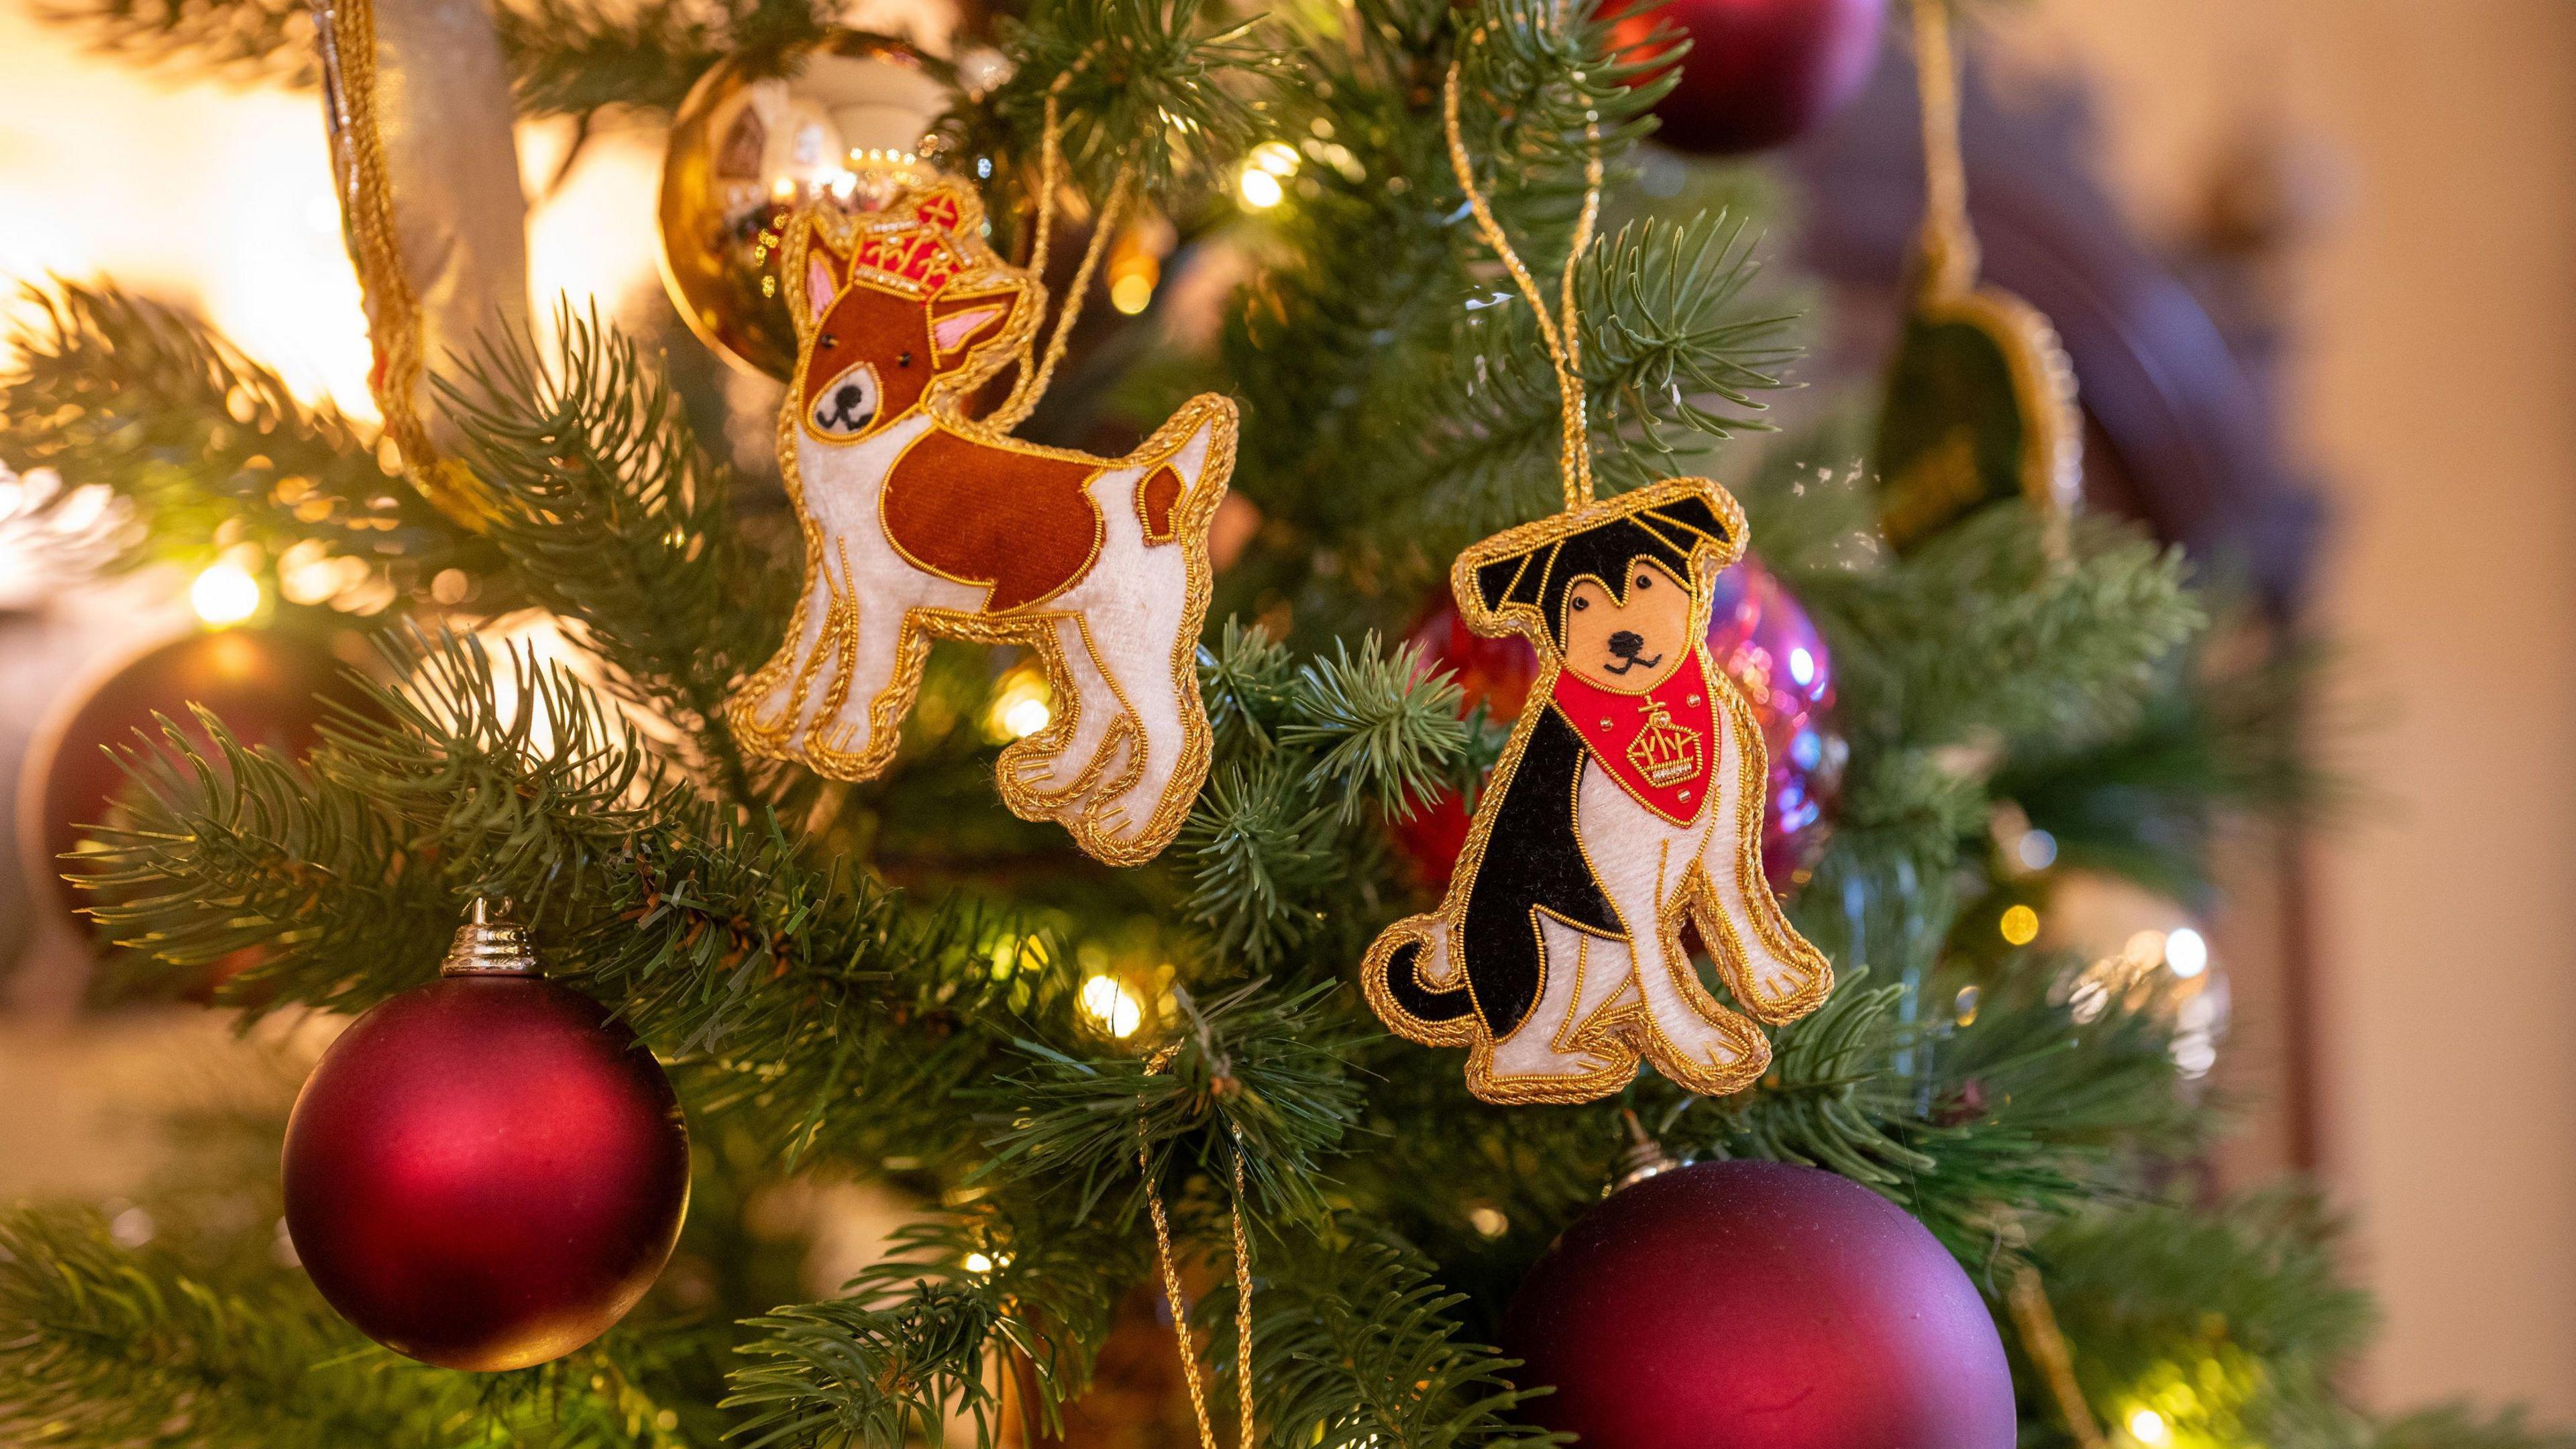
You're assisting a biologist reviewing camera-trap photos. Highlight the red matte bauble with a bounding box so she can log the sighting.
[1618,0,1885,156]
[1395,553,1839,893]
[282,973,691,1371]
[23,627,355,919]
[1503,1161,2017,1449]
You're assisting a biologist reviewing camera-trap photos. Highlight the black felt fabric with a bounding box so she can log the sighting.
[1455,708,1621,1037]
[1472,497,1733,650]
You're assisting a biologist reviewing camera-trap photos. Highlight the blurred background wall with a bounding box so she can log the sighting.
[3,0,2573,1419]
[2007,0,2576,1416]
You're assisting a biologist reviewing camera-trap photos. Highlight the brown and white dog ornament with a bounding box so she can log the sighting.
[726,174,1236,865]
[1362,478,1833,1104]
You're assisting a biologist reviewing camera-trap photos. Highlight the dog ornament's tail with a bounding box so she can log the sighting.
[1364,914,1475,1038]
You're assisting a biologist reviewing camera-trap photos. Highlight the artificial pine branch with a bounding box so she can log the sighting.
[1226,1233,1564,1449]
[1368,213,1799,560]
[32,0,314,85]
[496,0,831,119]
[1220,0,1667,547]
[973,0,1275,196]
[2036,1190,2378,1448]
[1181,625,1466,967]
[2377,1408,2576,1449]
[0,1205,462,1447]
[0,282,492,599]
[979,980,1364,1225]
[1808,507,2206,753]
[441,309,784,802]
[727,1204,1133,1449]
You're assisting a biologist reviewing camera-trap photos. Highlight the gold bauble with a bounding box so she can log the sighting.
[656,33,952,378]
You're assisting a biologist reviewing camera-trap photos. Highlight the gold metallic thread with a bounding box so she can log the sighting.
[1440,55,1602,513]
[1138,1043,1257,1449]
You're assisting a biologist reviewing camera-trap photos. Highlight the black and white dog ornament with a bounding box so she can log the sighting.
[1362,478,1833,1105]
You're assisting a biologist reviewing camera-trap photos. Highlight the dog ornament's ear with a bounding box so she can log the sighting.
[788,220,847,334]
[1471,541,1554,629]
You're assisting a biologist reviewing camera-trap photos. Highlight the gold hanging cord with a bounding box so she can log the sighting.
[1441,45,1605,514]
[2005,1254,2105,1448]
[991,71,1138,430]
[1137,1042,1257,1449]
[307,0,493,532]
[1907,0,1978,297]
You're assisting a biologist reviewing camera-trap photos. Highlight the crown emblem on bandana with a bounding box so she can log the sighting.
[1626,698,1703,788]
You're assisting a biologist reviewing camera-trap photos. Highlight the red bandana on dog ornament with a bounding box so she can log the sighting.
[1551,654,1719,827]
[1356,56,1833,1107]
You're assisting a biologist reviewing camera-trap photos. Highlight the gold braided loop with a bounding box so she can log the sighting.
[991,54,1132,429]
[1138,1042,1258,1449]
[991,163,1134,431]
[1000,83,1073,415]
[307,0,490,531]
[1441,52,1605,513]
[1908,0,1978,296]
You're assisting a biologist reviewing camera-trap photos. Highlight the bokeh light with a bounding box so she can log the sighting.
[189,563,262,626]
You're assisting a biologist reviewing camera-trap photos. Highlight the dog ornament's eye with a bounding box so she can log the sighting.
[808,360,879,441]
[1570,596,1589,612]
[1634,572,1652,590]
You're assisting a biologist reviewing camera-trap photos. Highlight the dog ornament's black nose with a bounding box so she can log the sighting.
[1607,630,1645,659]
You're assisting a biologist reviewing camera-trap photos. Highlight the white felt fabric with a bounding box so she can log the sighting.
[738,411,1214,859]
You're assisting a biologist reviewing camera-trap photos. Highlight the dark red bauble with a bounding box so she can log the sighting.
[283,971,691,1371]
[1503,1161,2015,1449]
[23,627,354,916]
[1619,0,1886,156]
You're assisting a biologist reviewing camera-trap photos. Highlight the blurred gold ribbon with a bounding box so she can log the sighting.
[309,0,496,532]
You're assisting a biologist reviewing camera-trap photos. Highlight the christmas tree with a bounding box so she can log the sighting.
[1,0,2567,1446]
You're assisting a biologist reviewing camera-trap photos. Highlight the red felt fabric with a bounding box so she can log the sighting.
[1548,652,1719,826]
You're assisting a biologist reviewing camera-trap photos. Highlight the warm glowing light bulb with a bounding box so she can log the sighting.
[2165,926,2208,979]
[1249,141,1301,177]
[1004,697,1053,739]
[1110,272,1156,315]
[1077,974,1144,1038]
[1238,166,1285,209]
[191,562,262,625]
[984,669,1056,742]
[2125,1407,2171,1447]
[963,1252,996,1273]
[1998,904,2040,947]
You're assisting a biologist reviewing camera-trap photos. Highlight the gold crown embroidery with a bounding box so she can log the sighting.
[1626,698,1703,788]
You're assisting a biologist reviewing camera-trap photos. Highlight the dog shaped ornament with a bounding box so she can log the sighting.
[1362,479,1833,1104]
[726,176,1236,865]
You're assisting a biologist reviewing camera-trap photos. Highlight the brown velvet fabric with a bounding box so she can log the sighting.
[881,426,1106,613]
[1139,464,1183,542]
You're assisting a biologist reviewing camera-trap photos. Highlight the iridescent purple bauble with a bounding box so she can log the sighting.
[1703,553,1840,888]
